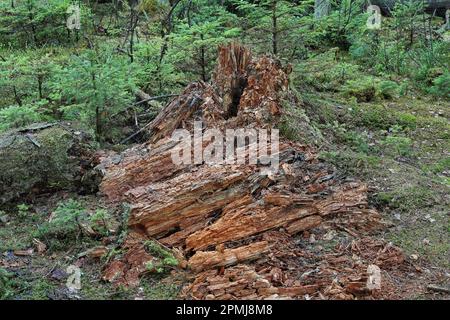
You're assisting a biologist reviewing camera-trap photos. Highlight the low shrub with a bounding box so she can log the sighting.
[341,77,376,102]
[34,199,86,250]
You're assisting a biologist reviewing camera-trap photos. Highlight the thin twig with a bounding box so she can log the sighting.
[134,93,179,106]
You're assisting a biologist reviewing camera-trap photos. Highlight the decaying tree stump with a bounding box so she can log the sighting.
[98,43,388,299]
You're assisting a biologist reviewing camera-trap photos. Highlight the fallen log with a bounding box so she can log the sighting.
[0,122,97,204]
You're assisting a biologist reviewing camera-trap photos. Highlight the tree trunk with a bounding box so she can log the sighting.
[314,0,331,20]
[271,0,278,55]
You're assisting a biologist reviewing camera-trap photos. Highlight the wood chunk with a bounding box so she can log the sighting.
[427,284,450,294]
[186,204,315,251]
[146,82,206,144]
[188,241,270,272]
[102,237,154,287]
[85,246,108,259]
[277,285,319,296]
[213,43,252,118]
[286,215,322,234]
[183,264,320,300]
[99,137,189,202]
[127,167,252,238]
[103,260,126,283]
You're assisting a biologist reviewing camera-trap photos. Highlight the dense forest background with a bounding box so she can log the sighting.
[0,0,449,299]
[0,0,448,142]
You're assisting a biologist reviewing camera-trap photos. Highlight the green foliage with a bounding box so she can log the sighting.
[26,278,56,300]
[134,40,186,94]
[139,0,169,16]
[0,104,43,132]
[296,0,368,49]
[50,46,140,141]
[279,92,323,145]
[0,267,18,300]
[90,209,111,236]
[0,49,62,109]
[319,150,381,176]
[428,71,450,98]
[144,240,178,274]
[116,203,131,246]
[374,185,436,212]
[102,247,123,265]
[172,22,240,81]
[0,268,15,299]
[341,77,376,102]
[16,203,30,220]
[296,49,363,91]
[346,1,449,94]
[0,0,91,48]
[232,0,305,58]
[397,112,417,130]
[377,80,399,99]
[381,135,413,157]
[1,0,446,149]
[34,199,85,249]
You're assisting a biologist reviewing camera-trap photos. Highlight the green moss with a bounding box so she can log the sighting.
[0,268,15,299]
[396,112,417,130]
[424,157,450,175]
[278,93,323,145]
[381,136,414,157]
[351,104,394,130]
[319,150,381,177]
[0,125,80,204]
[144,240,179,274]
[142,282,181,300]
[26,279,57,300]
[374,186,436,212]
[0,217,35,251]
[377,80,399,100]
[295,50,362,92]
[34,199,86,251]
[37,127,74,188]
[389,211,450,269]
[341,77,376,102]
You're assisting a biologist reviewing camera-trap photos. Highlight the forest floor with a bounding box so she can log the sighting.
[1,56,448,300]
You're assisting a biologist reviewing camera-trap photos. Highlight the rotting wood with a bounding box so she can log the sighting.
[98,43,389,299]
[188,241,271,273]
